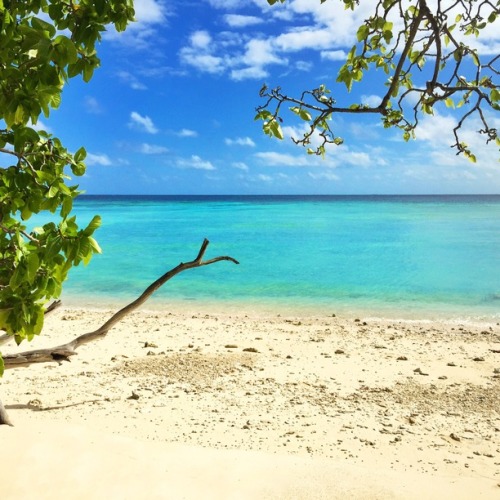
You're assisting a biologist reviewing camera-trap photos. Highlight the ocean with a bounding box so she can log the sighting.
[38,195,500,319]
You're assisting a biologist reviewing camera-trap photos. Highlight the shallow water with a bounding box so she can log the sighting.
[31,195,500,320]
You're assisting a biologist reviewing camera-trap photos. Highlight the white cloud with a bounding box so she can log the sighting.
[176,155,216,170]
[295,60,313,72]
[86,153,112,166]
[129,112,158,134]
[341,150,371,167]
[361,94,382,108]
[414,110,499,171]
[104,0,170,49]
[190,30,212,49]
[179,30,228,74]
[258,174,273,182]
[117,71,147,90]
[224,14,263,28]
[320,50,347,61]
[255,151,311,167]
[275,27,338,52]
[231,66,268,80]
[232,161,249,171]
[84,96,102,114]
[308,171,340,181]
[176,128,198,137]
[139,143,169,154]
[134,0,166,23]
[225,136,256,147]
[177,128,198,138]
[242,38,284,66]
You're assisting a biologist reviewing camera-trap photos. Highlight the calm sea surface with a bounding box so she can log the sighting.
[36,195,500,319]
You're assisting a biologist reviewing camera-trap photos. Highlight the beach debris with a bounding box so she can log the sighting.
[28,399,43,409]
[413,367,429,376]
[143,341,158,348]
[450,433,461,442]
[397,356,408,361]
[334,349,345,355]
[225,344,238,349]
[473,357,485,362]
[127,391,140,400]
[243,347,259,353]
[447,362,457,367]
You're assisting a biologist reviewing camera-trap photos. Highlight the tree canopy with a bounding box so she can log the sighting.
[0,0,135,374]
[258,0,499,162]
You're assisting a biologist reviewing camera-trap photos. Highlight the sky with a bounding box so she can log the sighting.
[41,0,500,195]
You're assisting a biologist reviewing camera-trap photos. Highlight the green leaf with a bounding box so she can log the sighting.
[445,98,455,108]
[82,215,102,236]
[0,354,4,377]
[356,24,369,42]
[9,265,23,291]
[290,106,312,121]
[88,236,102,254]
[26,253,39,285]
[61,196,73,218]
[47,184,58,198]
[74,146,87,162]
[71,161,86,176]
[269,120,284,140]
[31,17,57,37]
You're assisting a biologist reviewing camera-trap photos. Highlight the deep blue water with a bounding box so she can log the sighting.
[35,195,500,319]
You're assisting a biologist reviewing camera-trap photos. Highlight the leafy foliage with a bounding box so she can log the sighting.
[258,0,499,160]
[0,1,134,347]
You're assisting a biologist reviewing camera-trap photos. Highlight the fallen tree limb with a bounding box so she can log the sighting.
[3,239,238,369]
[0,239,238,425]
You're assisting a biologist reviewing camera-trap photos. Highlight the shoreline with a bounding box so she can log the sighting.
[2,305,499,498]
[60,292,500,323]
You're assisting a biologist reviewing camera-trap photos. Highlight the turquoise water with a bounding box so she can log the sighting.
[36,195,500,319]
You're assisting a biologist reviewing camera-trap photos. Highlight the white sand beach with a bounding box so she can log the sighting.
[1,306,499,498]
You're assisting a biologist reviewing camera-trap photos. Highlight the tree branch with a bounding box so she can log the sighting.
[2,240,238,369]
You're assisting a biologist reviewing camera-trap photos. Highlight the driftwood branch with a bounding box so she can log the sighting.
[3,239,238,369]
[0,240,237,426]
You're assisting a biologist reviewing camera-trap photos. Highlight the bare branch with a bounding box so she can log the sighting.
[2,240,238,369]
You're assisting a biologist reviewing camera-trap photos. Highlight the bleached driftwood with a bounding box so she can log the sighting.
[0,239,238,425]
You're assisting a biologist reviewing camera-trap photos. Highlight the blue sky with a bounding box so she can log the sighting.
[42,0,499,194]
